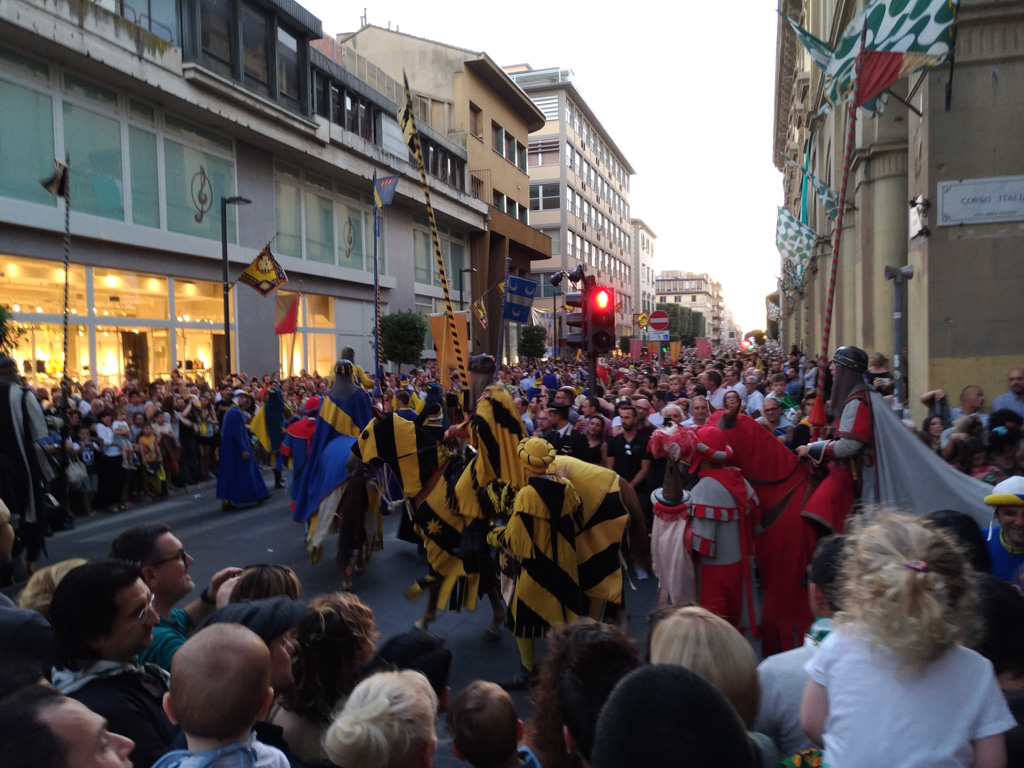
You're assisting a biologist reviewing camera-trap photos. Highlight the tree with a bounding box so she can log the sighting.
[745,329,767,346]
[518,324,548,362]
[0,304,24,355]
[618,335,631,355]
[379,311,427,373]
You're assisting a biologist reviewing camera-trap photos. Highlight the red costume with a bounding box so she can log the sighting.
[684,426,761,635]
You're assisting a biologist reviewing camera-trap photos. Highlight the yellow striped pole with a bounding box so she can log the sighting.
[400,74,467,388]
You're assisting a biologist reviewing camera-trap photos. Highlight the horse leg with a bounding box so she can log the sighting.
[334,479,367,591]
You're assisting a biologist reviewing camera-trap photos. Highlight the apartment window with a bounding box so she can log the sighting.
[529,139,560,167]
[469,102,482,138]
[197,0,307,114]
[691,295,697,302]
[543,229,560,254]
[529,183,560,211]
[414,230,432,284]
[505,132,516,163]
[517,141,527,171]
[674,296,681,303]
[492,122,503,154]
[493,191,505,213]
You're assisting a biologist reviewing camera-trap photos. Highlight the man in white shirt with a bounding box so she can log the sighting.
[745,377,765,418]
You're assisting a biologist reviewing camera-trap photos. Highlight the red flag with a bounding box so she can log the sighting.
[274,293,299,335]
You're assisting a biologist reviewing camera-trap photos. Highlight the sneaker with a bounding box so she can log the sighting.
[634,567,650,581]
[499,666,533,691]
[123,462,138,470]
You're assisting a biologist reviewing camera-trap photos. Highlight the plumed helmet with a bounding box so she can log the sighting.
[517,436,556,473]
[694,425,733,464]
[832,345,868,374]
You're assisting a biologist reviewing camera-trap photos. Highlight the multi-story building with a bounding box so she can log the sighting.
[655,270,731,344]
[774,0,1024,421]
[505,66,636,349]
[0,0,486,390]
[631,219,657,318]
[327,25,551,357]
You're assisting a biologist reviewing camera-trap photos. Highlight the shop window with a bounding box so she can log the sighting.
[305,293,334,329]
[275,179,302,257]
[175,277,229,323]
[306,333,335,377]
[305,187,334,265]
[279,331,303,377]
[175,326,216,386]
[164,138,236,241]
[129,127,160,227]
[0,80,55,207]
[62,102,123,220]
[3,256,87,315]
[10,322,88,388]
[92,268,169,321]
[337,199,364,270]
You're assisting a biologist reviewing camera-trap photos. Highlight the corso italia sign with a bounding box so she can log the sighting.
[938,176,1024,226]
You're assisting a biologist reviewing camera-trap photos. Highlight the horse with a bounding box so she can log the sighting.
[709,411,824,655]
[349,387,648,635]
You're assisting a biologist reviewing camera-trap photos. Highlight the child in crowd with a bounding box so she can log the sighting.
[111,407,138,470]
[155,623,287,768]
[446,680,541,768]
[138,422,167,497]
[801,512,1015,768]
[74,426,100,514]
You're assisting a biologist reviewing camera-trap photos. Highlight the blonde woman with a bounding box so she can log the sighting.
[650,605,777,767]
[800,513,1015,768]
[323,670,438,768]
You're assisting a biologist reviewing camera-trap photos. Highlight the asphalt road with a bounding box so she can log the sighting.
[11,472,660,766]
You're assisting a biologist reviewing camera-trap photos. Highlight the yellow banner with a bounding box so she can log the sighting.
[429,312,470,389]
[670,341,681,361]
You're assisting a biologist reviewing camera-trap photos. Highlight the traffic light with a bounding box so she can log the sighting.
[565,287,587,351]
[587,285,615,354]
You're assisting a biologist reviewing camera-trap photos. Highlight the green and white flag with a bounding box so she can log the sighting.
[779,154,840,221]
[778,11,833,71]
[777,207,819,264]
[823,0,959,111]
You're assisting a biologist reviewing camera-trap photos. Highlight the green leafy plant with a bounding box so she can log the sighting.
[379,311,428,374]
[518,324,548,362]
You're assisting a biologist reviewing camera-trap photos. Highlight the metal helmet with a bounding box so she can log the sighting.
[832,345,868,374]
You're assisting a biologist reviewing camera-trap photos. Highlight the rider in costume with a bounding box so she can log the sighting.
[797,346,873,534]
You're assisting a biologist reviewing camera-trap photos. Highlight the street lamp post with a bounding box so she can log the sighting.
[553,286,561,359]
[458,267,476,311]
[221,195,251,380]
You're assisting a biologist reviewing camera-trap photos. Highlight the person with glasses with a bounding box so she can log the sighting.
[109,523,242,672]
[49,560,179,768]
[757,395,795,448]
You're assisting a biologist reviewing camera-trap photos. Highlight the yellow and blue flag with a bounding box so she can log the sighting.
[292,388,373,524]
[374,175,400,208]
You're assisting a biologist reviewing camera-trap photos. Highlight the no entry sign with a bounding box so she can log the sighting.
[648,310,669,331]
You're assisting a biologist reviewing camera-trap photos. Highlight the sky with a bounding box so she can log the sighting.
[301,0,784,334]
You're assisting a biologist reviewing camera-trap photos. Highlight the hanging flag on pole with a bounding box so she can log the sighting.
[501,275,538,324]
[239,243,288,296]
[274,292,300,335]
[399,74,467,389]
[778,11,834,70]
[42,158,70,199]
[471,297,489,329]
[778,154,840,220]
[373,175,400,208]
[823,0,959,111]
[776,207,819,263]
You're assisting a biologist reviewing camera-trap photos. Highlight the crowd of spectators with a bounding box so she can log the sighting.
[1,508,1022,768]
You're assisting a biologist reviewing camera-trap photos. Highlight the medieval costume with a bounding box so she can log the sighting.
[647,426,698,607]
[216,405,269,510]
[687,426,761,635]
[802,346,873,534]
[279,396,320,514]
[489,437,583,688]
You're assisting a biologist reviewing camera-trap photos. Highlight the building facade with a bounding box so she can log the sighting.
[505,66,636,350]
[631,219,658,317]
[0,0,486,391]
[774,0,1024,421]
[327,26,552,359]
[654,270,731,344]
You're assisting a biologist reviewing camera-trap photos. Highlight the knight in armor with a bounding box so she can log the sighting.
[340,345,375,391]
[797,345,874,533]
[685,425,761,635]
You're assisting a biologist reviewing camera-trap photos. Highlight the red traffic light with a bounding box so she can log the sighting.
[594,289,610,309]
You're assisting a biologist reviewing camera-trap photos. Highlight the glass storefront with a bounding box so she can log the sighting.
[277,292,336,377]
[3,258,230,391]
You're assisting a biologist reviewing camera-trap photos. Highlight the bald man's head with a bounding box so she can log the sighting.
[166,624,272,741]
